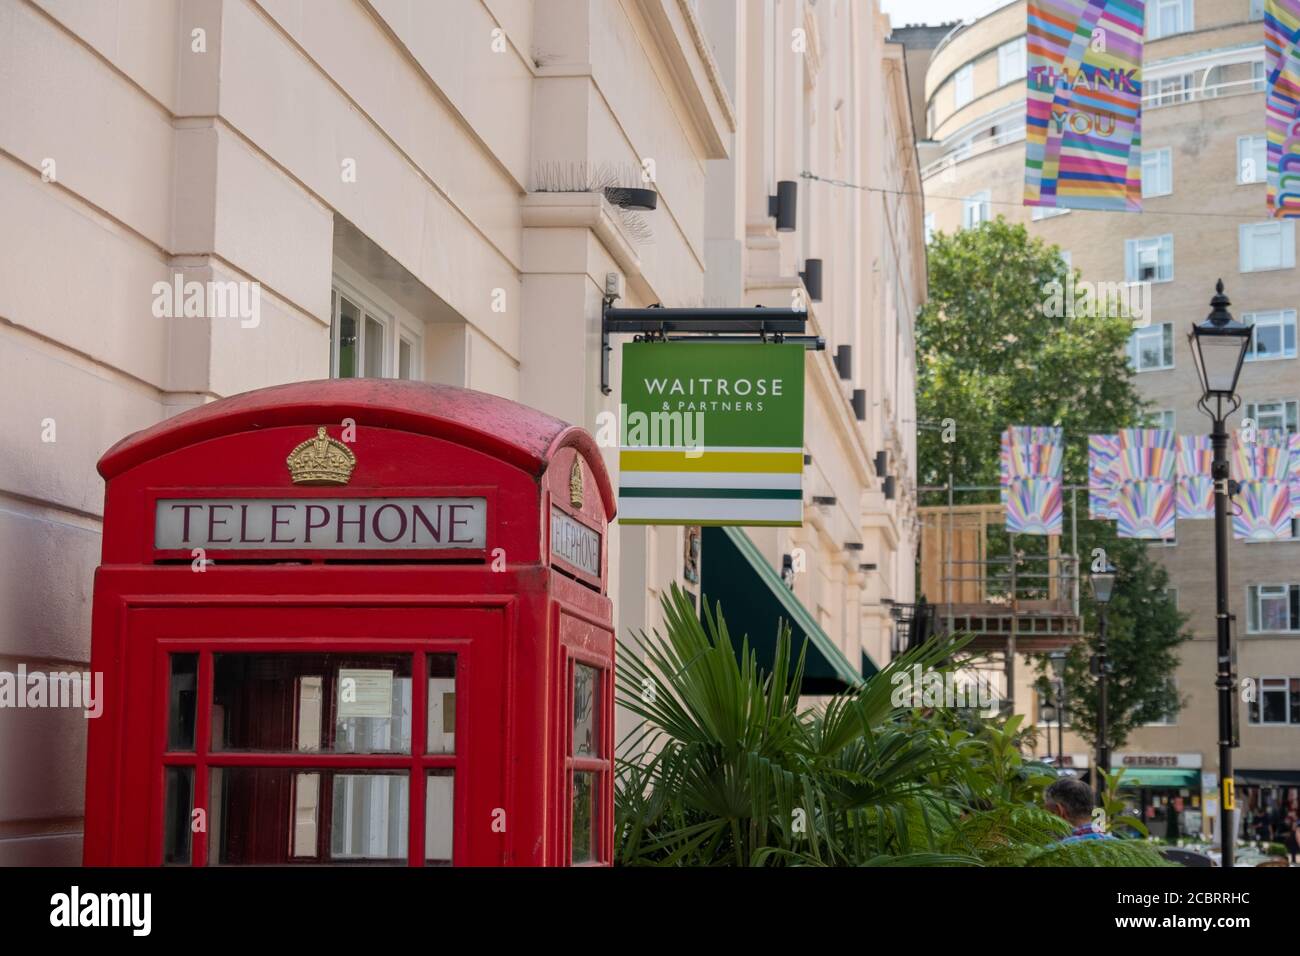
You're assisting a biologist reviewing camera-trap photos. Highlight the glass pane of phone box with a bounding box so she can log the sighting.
[208,653,414,754]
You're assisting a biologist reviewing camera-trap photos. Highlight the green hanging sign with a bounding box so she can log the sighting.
[618,342,805,526]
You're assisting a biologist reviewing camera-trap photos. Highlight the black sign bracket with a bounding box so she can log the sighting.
[600,297,815,395]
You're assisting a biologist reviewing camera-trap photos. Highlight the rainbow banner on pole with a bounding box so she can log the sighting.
[1175,435,1214,520]
[1265,1,1300,217]
[1088,434,1120,519]
[1025,0,1145,212]
[1290,434,1300,516]
[1001,426,1064,535]
[1114,429,1176,539]
[1233,430,1294,540]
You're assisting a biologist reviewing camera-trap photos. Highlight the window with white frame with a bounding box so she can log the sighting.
[330,281,422,381]
[1253,60,1266,93]
[1146,0,1193,40]
[1244,310,1298,361]
[1240,221,1296,272]
[1125,235,1174,283]
[1238,135,1267,185]
[1146,74,1195,107]
[924,212,935,245]
[1251,0,1266,21]
[1143,677,1179,726]
[1128,323,1175,372]
[962,191,991,229]
[954,64,974,108]
[1141,147,1173,198]
[1245,399,1299,434]
[1144,408,1176,430]
[1247,584,1300,633]
[1032,205,1070,221]
[998,38,1026,86]
[1247,677,1300,724]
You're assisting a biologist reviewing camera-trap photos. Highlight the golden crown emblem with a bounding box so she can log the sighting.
[569,457,584,509]
[286,426,356,485]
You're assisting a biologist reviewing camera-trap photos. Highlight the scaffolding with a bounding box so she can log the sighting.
[915,480,1088,710]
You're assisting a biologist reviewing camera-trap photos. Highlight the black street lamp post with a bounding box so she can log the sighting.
[1189,279,1253,869]
[1050,652,1067,769]
[1057,679,1065,770]
[1090,567,1115,803]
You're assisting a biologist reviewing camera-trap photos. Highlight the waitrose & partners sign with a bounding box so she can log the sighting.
[618,342,805,526]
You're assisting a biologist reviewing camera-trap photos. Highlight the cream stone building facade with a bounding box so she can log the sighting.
[902,0,1298,840]
[0,0,922,863]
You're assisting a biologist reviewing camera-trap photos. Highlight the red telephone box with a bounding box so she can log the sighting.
[84,380,616,866]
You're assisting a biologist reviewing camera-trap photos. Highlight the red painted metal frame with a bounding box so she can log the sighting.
[86,380,616,867]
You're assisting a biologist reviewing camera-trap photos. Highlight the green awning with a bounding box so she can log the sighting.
[1117,768,1200,788]
[700,526,871,694]
[861,652,878,680]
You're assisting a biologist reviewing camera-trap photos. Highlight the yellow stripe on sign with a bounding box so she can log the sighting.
[618,450,804,474]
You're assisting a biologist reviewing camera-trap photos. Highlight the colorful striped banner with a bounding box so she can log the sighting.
[1001,426,1064,534]
[1234,480,1294,540]
[1088,434,1120,519]
[1114,478,1176,540]
[1266,0,1300,217]
[1087,429,1178,538]
[1290,433,1300,516]
[1026,0,1145,212]
[1233,430,1291,481]
[1006,478,1064,535]
[1176,435,1214,520]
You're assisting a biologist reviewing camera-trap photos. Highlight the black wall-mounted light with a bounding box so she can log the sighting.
[834,345,853,380]
[781,553,796,590]
[859,562,878,572]
[874,450,888,476]
[803,453,813,465]
[844,542,864,552]
[768,180,797,231]
[852,389,867,422]
[883,476,896,500]
[800,258,823,301]
[812,495,837,507]
[603,186,658,210]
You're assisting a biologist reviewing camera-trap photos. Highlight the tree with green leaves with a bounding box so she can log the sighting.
[917,217,1191,758]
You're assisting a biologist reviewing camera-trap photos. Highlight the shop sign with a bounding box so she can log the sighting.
[1115,753,1202,769]
[618,342,806,526]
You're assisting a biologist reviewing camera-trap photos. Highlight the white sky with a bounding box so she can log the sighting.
[879,0,1015,29]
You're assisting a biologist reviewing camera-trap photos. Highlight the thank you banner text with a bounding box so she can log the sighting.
[1025,0,1145,212]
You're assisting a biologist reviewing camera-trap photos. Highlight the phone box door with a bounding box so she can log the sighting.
[100,604,505,866]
